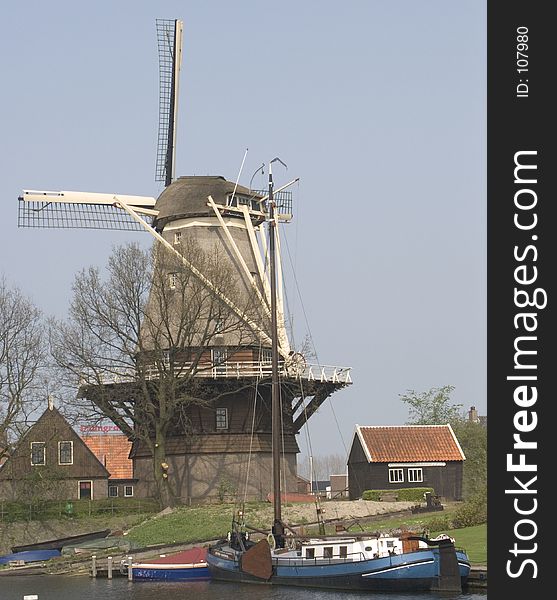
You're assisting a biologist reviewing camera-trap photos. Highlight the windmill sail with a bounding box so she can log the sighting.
[17,19,184,231]
[155,19,183,187]
[18,190,156,230]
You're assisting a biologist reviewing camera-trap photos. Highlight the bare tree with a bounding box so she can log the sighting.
[50,241,264,507]
[298,453,347,482]
[0,277,45,459]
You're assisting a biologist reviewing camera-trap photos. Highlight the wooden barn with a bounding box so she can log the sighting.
[0,401,110,501]
[348,424,465,501]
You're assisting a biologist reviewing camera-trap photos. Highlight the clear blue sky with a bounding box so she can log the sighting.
[1,1,486,459]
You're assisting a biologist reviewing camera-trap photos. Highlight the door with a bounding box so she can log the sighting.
[78,480,92,499]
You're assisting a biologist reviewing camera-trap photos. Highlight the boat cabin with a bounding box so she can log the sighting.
[297,536,426,561]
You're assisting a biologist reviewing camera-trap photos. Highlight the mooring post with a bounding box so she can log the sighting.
[91,554,97,577]
[107,555,113,579]
[127,556,133,581]
[23,596,39,600]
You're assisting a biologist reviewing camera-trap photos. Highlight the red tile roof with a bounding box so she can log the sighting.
[356,425,465,463]
[81,434,133,479]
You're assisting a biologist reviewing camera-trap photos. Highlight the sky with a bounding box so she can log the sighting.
[0,1,486,460]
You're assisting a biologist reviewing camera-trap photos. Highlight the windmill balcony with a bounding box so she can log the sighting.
[79,360,352,387]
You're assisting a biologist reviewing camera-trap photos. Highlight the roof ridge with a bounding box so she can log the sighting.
[360,424,450,428]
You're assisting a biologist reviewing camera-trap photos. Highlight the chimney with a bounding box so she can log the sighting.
[468,406,479,423]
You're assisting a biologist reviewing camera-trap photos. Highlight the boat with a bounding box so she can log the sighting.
[61,536,138,556]
[0,549,61,565]
[206,165,471,593]
[11,528,110,553]
[130,547,210,581]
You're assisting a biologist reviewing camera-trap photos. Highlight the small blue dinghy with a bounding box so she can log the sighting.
[0,549,61,565]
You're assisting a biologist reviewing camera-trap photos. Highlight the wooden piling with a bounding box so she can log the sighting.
[107,556,113,579]
[91,555,97,577]
[127,556,133,581]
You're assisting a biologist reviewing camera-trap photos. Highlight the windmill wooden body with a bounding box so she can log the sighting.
[17,19,351,502]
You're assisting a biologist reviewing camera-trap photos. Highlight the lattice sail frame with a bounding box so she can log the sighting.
[155,19,183,187]
[18,190,156,230]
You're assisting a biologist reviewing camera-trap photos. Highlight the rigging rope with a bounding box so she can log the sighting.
[242,374,261,508]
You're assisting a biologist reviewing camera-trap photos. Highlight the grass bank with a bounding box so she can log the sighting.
[353,506,486,565]
[435,524,486,565]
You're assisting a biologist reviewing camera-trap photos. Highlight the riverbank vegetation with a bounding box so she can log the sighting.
[1,497,486,565]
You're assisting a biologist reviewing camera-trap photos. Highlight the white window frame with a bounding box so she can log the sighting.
[388,468,404,484]
[212,348,227,375]
[31,442,46,466]
[169,272,177,289]
[108,485,118,498]
[260,348,272,364]
[124,485,134,497]
[174,231,182,245]
[407,467,424,483]
[58,440,74,465]
[216,407,228,430]
[78,480,93,500]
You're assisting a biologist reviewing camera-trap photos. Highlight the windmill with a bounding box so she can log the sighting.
[17,19,351,503]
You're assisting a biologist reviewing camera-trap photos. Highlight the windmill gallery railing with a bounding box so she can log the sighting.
[79,360,352,387]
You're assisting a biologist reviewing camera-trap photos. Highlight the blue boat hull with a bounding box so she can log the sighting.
[207,547,470,592]
[132,565,210,581]
[0,549,61,565]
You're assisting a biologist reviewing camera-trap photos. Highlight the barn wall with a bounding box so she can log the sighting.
[0,477,108,501]
[348,461,464,501]
[133,450,297,503]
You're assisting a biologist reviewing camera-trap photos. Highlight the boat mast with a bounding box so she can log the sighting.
[268,160,282,528]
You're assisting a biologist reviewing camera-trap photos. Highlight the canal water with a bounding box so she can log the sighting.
[0,577,487,600]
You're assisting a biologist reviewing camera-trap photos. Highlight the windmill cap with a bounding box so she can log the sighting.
[153,175,262,228]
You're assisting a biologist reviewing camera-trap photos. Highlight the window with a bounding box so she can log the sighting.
[58,441,73,465]
[174,231,182,245]
[212,348,227,375]
[108,485,118,498]
[305,548,315,559]
[31,442,45,465]
[79,481,92,500]
[388,468,404,484]
[407,468,423,483]
[339,546,348,558]
[216,408,228,430]
[227,194,259,211]
[169,272,177,289]
[260,348,272,364]
[323,546,333,559]
[124,485,134,497]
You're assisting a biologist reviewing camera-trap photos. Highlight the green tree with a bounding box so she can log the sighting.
[451,419,487,500]
[399,385,462,425]
[400,385,487,502]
